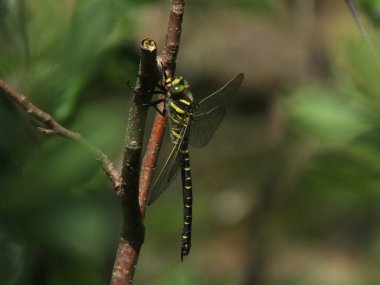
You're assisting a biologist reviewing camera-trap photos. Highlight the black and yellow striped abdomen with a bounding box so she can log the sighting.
[180,143,192,260]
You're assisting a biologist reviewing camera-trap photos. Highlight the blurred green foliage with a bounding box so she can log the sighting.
[0,0,136,284]
[361,0,380,25]
[3,0,380,285]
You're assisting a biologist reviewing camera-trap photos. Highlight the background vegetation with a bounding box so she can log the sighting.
[2,0,380,284]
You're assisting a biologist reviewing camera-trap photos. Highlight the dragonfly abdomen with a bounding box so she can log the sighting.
[165,95,194,260]
[180,142,192,261]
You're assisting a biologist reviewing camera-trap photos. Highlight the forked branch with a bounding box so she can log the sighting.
[112,1,186,284]
[0,0,186,284]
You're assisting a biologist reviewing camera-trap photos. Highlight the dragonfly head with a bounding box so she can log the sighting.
[165,76,190,97]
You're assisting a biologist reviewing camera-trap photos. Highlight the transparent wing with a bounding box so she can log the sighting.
[195,73,244,115]
[188,73,243,148]
[189,106,225,148]
[148,124,189,205]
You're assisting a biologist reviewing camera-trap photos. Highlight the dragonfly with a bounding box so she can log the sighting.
[147,72,244,260]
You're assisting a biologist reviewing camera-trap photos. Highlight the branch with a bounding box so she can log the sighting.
[158,0,186,76]
[111,38,158,285]
[0,79,121,190]
[112,0,186,282]
[139,0,186,216]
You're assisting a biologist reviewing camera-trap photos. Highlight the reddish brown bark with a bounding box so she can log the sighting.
[159,0,186,76]
[139,102,166,217]
[111,238,141,285]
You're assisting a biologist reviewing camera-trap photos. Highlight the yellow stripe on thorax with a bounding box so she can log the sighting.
[170,102,186,114]
[179,99,191,105]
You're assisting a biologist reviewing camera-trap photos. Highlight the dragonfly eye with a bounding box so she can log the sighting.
[170,84,185,94]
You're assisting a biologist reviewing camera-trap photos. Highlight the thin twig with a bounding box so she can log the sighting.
[0,79,122,190]
[139,102,166,217]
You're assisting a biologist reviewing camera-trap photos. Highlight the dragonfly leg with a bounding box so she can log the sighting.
[153,104,166,117]
[150,89,166,95]
[127,81,162,94]
[143,99,166,116]
[127,80,166,96]
[142,98,164,107]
